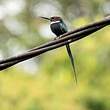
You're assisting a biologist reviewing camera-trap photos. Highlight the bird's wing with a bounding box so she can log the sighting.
[66,44,77,83]
[59,22,68,33]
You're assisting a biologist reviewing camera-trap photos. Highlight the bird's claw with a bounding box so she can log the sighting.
[54,36,61,40]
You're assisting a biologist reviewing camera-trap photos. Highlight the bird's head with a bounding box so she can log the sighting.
[40,16,62,22]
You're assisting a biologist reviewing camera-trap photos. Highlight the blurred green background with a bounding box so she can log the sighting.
[0,0,110,110]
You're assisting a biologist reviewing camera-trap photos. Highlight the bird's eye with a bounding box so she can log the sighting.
[51,17,54,20]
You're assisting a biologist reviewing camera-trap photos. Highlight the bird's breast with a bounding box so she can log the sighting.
[50,22,67,36]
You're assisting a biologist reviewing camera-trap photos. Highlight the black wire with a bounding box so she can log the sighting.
[0,17,110,70]
[0,23,107,70]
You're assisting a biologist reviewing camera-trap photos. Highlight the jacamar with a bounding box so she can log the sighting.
[40,16,77,83]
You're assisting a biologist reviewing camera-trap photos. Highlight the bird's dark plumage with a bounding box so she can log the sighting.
[50,20,67,36]
[40,16,77,83]
[50,17,77,83]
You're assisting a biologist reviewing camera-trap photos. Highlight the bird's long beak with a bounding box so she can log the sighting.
[40,16,50,20]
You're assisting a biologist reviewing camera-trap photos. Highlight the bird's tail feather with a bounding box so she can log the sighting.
[66,44,77,84]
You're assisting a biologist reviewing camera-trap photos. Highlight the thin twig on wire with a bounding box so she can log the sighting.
[0,17,110,70]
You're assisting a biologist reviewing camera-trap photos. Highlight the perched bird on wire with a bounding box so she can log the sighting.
[40,16,77,83]
[0,17,109,72]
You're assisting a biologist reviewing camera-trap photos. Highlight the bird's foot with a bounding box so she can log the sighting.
[54,36,61,40]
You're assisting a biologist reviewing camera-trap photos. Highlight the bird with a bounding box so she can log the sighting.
[40,16,77,83]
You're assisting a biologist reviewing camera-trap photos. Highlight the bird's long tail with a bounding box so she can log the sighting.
[66,44,77,84]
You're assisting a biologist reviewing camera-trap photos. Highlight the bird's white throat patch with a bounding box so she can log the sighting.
[50,21,60,24]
